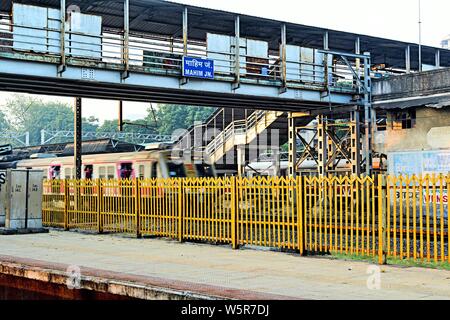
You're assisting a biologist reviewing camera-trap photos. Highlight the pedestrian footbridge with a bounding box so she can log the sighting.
[0,0,379,111]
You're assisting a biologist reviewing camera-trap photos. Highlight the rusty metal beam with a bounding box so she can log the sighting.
[118,101,123,132]
[74,97,82,179]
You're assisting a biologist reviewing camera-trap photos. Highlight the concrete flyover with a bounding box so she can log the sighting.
[373,68,450,110]
[0,230,449,300]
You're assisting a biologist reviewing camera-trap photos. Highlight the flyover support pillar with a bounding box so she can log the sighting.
[74,97,82,179]
[317,115,327,177]
[118,101,123,132]
[350,110,361,176]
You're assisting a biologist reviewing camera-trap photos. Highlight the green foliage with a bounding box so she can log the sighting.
[3,95,73,145]
[152,104,216,135]
[1,95,217,146]
[2,94,101,145]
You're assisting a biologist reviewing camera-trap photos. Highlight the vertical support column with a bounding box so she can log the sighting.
[58,0,66,75]
[288,113,297,177]
[74,97,82,180]
[122,0,130,80]
[180,6,189,86]
[233,15,241,90]
[351,110,361,176]
[317,115,327,177]
[355,37,361,83]
[435,50,440,69]
[363,52,373,176]
[323,31,330,89]
[323,31,329,50]
[183,6,188,56]
[405,46,411,73]
[326,123,334,174]
[118,101,123,132]
[237,145,246,177]
[280,23,287,93]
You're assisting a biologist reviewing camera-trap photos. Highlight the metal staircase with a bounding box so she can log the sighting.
[205,110,286,164]
[173,108,288,173]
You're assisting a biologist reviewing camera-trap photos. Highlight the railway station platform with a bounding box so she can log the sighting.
[0,230,449,300]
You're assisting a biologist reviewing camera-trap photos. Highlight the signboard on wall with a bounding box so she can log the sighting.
[389,150,450,176]
[388,150,449,218]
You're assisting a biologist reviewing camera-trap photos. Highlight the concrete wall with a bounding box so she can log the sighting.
[374,107,450,154]
[373,68,450,101]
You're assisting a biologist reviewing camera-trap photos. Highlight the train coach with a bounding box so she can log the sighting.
[12,148,216,180]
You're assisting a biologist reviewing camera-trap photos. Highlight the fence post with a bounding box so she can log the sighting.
[97,179,103,234]
[378,175,387,265]
[135,178,142,239]
[63,180,69,231]
[231,176,238,249]
[178,178,184,242]
[297,176,305,255]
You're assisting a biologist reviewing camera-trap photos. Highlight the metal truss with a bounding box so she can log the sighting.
[289,112,367,176]
[0,131,30,146]
[40,130,173,145]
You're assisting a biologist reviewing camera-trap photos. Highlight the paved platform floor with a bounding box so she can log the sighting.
[0,230,449,300]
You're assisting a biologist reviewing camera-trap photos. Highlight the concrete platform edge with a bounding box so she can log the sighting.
[0,255,301,300]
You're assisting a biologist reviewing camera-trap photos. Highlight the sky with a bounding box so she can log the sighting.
[1,0,448,124]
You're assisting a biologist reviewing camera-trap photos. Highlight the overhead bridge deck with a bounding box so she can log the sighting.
[0,0,411,111]
[0,0,447,111]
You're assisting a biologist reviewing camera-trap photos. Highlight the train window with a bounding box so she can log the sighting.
[107,166,115,179]
[99,167,106,179]
[50,165,61,180]
[151,162,158,178]
[119,163,133,179]
[64,168,71,179]
[138,165,145,179]
[195,164,215,177]
[167,162,186,178]
[84,165,93,179]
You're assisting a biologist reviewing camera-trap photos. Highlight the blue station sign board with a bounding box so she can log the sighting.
[182,56,214,80]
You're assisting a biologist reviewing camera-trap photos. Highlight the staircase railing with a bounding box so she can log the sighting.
[205,110,284,161]
[174,108,284,163]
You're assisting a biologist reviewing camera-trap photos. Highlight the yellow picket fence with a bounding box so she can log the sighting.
[42,175,450,265]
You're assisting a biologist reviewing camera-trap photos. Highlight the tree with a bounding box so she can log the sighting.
[3,94,101,145]
[4,95,73,145]
[152,104,216,135]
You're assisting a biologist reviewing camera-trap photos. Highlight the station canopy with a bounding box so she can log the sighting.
[1,0,448,69]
